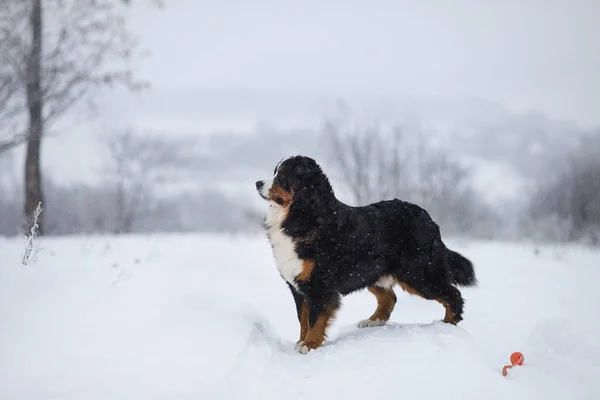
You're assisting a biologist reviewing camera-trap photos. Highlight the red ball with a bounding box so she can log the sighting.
[510,352,524,366]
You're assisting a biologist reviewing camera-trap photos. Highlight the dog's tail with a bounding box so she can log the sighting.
[447,249,477,286]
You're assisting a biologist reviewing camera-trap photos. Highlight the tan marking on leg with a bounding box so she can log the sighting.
[368,286,396,321]
[434,297,457,325]
[296,259,315,282]
[299,301,308,342]
[301,302,340,351]
[396,279,457,324]
[358,286,397,328]
[396,280,425,297]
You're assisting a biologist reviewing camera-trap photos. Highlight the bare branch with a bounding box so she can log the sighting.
[103,130,201,234]
[323,114,480,234]
[0,1,28,153]
[530,133,600,244]
[0,0,149,156]
[39,0,147,125]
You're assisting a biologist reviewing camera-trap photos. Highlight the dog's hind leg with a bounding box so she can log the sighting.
[431,285,464,325]
[396,279,465,325]
[357,286,397,328]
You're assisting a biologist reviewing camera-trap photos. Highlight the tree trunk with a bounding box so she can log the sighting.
[24,0,44,235]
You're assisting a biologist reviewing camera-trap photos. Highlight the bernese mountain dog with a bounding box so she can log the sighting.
[255,155,477,354]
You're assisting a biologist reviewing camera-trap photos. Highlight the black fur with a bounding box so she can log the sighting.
[257,155,477,341]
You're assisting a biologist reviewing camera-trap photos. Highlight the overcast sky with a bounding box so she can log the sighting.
[96,0,600,130]
[32,0,600,183]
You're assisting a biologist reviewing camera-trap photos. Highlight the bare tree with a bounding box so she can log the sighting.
[23,0,45,235]
[0,1,29,153]
[103,131,200,234]
[324,117,483,235]
[325,120,406,205]
[0,0,152,234]
[529,133,600,244]
[0,66,24,153]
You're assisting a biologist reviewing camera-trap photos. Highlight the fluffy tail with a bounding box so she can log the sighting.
[447,250,477,286]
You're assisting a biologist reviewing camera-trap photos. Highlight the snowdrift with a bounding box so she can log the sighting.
[1,234,599,399]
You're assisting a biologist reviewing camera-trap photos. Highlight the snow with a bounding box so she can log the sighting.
[1,234,599,399]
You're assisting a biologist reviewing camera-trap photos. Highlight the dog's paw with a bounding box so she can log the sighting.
[295,340,320,354]
[442,318,461,326]
[297,343,310,354]
[357,318,386,328]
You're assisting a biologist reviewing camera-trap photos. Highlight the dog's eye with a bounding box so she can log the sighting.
[274,198,284,205]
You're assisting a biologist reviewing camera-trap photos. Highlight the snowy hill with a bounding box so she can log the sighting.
[1,234,599,399]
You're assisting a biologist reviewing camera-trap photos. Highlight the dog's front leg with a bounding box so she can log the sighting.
[287,284,309,349]
[296,293,340,354]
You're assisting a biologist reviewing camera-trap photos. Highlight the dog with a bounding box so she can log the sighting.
[255,155,477,354]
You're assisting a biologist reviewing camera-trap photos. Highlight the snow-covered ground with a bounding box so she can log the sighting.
[1,234,599,399]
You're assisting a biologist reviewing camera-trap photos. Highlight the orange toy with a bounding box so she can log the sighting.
[502,352,524,376]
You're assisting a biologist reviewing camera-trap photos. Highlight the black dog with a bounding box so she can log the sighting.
[255,155,477,354]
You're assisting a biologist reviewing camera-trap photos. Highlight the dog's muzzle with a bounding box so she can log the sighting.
[255,180,270,200]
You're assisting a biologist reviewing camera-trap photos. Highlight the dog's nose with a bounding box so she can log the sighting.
[255,181,264,191]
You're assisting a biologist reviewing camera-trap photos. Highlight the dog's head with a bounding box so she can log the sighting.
[255,155,334,209]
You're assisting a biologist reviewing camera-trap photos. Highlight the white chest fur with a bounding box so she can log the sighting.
[265,205,303,288]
